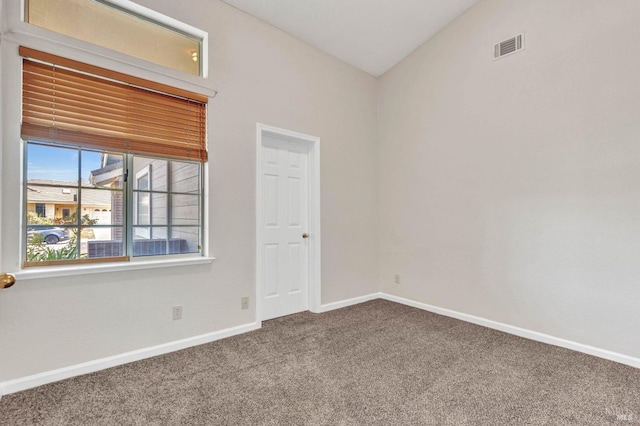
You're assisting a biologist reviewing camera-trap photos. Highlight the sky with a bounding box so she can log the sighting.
[27,143,106,183]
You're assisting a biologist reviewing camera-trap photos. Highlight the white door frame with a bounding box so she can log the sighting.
[256,123,321,322]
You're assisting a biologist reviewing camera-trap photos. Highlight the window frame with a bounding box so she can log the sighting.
[2,1,216,103]
[19,0,209,78]
[35,203,46,218]
[127,155,205,259]
[0,1,215,274]
[23,140,129,267]
[23,140,206,267]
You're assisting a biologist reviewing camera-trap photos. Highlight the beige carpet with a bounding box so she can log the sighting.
[1,299,639,425]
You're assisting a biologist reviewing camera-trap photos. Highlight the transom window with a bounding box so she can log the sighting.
[21,48,207,267]
[24,0,205,76]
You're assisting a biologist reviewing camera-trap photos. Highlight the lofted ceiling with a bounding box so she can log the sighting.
[222,0,479,76]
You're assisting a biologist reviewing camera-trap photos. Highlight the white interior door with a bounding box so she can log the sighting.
[260,134,310,320]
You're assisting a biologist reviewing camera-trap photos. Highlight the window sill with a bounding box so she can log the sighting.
[14,256,215,281]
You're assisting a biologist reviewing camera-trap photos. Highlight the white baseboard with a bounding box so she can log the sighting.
[379,292,640,369]
[315,293,380,313]
[0,321,261,396]
[4,292,639,398]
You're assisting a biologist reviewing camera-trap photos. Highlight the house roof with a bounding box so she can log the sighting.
[89,162,123,186]
[27,180,112,206]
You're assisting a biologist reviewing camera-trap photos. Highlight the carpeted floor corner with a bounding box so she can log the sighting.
[1,299,639,425]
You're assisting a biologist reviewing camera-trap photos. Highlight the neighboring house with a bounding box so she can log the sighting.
[26,179,112,225]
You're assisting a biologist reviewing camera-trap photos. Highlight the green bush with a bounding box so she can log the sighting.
[27,211,54,225]
[30,232,45,245]
[26,237,84,262]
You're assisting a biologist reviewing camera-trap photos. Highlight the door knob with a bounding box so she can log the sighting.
[302,233,309,239]
[1,273,16,289]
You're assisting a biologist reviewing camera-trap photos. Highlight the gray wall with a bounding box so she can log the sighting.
[0,0,379,381]
[377,0,640,358]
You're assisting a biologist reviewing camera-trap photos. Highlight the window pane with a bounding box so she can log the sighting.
[133,226,151,240]
[171,194,200,225]
[81,150,102,184]
[133,157,168,191]
[35,204,47,218]
[152,227,168,240]
[26,0,202,76]
[171,161,200,193]
[86,228,124,258]
[86,151,124,190]
[26,227,80,262]
[151,193,168,225]
[26,225,73,245]
[80,189,122,226]
[134,192,151,226]
[133,193,168,226]
[27,143,78,183]
[132,226,198,257]
[138,175,150,191]
[172,227,200,254]
[27,184,76,224]
[133,229,169,257]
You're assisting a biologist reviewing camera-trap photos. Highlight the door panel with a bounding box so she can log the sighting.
[288,242,302,293]
[264,174,279,226]
[264,244,279,298]
[261,135,310,320]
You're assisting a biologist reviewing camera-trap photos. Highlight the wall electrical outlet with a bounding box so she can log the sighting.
[241,297,249,310]
[172,305,183,320]
[394,274,401,284]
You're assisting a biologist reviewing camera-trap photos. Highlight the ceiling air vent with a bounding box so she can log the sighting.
[494,34,524,60]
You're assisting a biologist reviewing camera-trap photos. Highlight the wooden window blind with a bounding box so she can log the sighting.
[21,47,208,162]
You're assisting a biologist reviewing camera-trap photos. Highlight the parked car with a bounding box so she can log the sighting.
[27,227,70,245]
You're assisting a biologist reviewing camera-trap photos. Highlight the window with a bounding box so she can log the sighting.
[24,0,205,76]
[22,48,207,267]
[26,143,127,262]
[131,157,203,256]
[35,203,46,218]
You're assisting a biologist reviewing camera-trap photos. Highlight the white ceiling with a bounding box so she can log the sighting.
[222,0,479,76]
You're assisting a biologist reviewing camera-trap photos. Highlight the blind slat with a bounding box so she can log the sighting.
[22,123,207,161]
[21,52,207,162]
[24,70,205,118]
[23,89,204,128]
[23,98,202,138]
[23,110,199,144]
